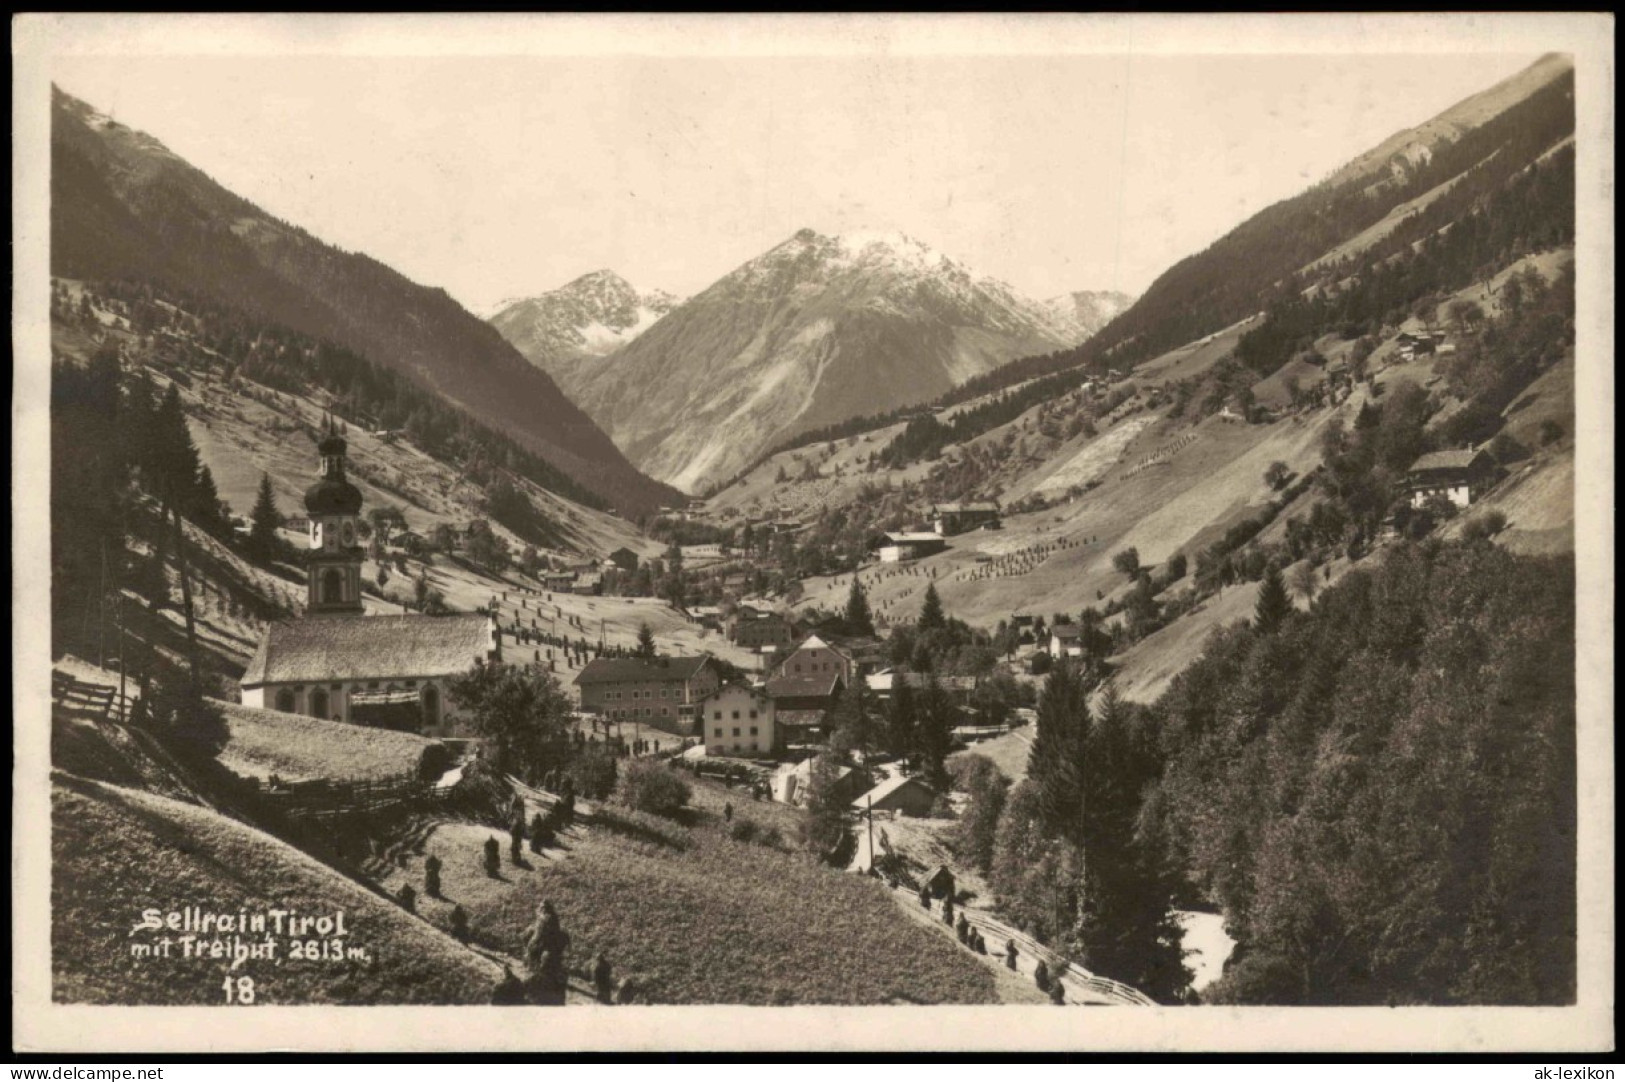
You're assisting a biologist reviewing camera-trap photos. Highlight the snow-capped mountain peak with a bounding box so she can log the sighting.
[487,270,682,385]
[558,226,1088,492]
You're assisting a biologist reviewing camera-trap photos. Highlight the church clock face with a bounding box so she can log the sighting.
[341,520,357,547]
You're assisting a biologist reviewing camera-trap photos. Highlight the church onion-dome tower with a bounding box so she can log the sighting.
[304,416,365,615]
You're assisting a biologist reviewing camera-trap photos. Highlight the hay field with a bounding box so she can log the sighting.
[52,773,501,1005]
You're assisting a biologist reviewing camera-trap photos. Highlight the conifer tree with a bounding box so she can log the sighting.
[248,472,282,562]
[635,622,657,661]
[914,675,955,791]
[1069,682,1189,1000]
[885,679,918,761]
[1253,563,1292,635]
[919,582,946,632]
[843,576,875,637]
[829,678,874,758]
[1027,661,1090,842]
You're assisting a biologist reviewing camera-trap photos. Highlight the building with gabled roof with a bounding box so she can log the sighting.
[772,633,856,684]
[1050,623,1085,658]
[852,773,938,817]
[726,607,798,650]
[873,532,948,563]
[1407,447,1493,509]
[765,657,846,745]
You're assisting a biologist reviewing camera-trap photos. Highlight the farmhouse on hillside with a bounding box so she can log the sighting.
[873,531,948,563]
[930,500,1001,536]
[1050,624,1085,658]
[1406,448,1493,509]
[573,655,721,735]
[606,546,640,572]
[726,606,798,650]
[698,683,776,758]
[239,419,500,737]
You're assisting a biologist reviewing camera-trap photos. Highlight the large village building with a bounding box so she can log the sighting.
[698,683,777,758]
[573,655,721,735]
[240,420,500,737]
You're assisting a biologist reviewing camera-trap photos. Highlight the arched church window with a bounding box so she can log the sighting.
[311,689,329,718]
[323,568,344,604]
[276,688,296,713]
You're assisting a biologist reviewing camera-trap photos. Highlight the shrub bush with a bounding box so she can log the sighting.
[568,743,619,801]
[1461,509,1509,542]
[618,758,692,818]
[592,803,693,850]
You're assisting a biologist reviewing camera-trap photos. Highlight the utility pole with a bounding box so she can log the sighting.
[116,592,128,721]
[98,539,108,669]
[866,792,875,874]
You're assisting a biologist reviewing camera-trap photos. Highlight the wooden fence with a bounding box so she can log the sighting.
[249,773,454,824]
[51,672,131,724]
[883,880,1155,1007]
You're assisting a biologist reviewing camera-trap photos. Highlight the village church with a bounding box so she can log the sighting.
[239,420,499,737]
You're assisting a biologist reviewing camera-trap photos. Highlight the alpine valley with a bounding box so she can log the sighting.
[44,46,1584,1016]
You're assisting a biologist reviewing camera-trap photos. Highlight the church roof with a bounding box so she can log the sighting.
[241,614,493,687]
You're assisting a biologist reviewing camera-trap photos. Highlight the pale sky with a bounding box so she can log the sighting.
[52,44,1541,312]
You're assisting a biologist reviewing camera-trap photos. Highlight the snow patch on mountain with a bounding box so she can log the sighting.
[1044,289,1135,342]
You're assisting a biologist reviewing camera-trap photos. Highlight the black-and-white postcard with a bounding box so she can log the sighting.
[12,12,1614,1055]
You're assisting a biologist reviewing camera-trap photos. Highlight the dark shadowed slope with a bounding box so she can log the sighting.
[50,87,681,516]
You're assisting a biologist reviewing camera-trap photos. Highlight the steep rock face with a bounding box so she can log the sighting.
[50,87,680,515]
[488,271,680,394]
[1045,290,1135,342]
[570,229,1081,492]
